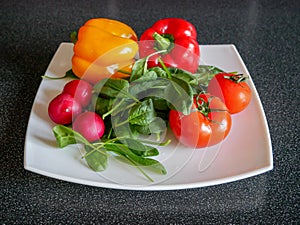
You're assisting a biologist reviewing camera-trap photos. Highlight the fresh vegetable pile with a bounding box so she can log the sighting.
[45,18,252,182]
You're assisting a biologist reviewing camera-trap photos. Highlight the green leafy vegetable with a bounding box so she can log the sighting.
[195,65,224,87]
[132,117,166,135]
[52,125,167,182]
[129,78,169,97]
[104,143,166,175]
[130,58,147,82]
[128,99,156,126]
[93,78,130,98]
[94,96,115,116]
[84,146,108,172]
[163,77,193,115]
[116,138,159,157]
[53,125,91,148]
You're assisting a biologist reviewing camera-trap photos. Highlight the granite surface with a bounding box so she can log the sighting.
[1,0,299,224]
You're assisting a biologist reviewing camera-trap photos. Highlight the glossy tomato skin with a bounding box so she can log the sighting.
[72,111,105,142]
[63,79,93,107]
[48,93,82,125]
[207,73,252,114]
[169,94,232,148]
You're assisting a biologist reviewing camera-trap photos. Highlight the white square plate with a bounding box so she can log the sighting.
[24,43,273,190]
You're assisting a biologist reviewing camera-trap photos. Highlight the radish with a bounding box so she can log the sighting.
[72,111,105,142]
[48,93,82,125]
[63,79,93,107]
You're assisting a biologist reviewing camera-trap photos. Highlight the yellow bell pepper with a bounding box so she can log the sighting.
[71,18,138,84]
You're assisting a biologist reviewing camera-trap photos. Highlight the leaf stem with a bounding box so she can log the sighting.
[136,138,171,146]
[116,153,154,182]
[42,69,78,80]
[70,31,78,44]
[114,119,129,128]
[117,69,132,75]
[102,98,126,119]
[81,146,108,159]
[158,57,172,79]
[144,50,167,74]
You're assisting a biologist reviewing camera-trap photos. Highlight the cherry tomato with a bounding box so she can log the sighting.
[48,93,82,125]
[207,73,252,114]
[63,79,93,107]
[169,94,232,148]
[72,111,105,142]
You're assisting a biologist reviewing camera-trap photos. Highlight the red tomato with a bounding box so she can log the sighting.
[63,79,93,107]
[169,94,232,148]
[72,111,105,142]
[48,93,82,125]
[207,73,252,114]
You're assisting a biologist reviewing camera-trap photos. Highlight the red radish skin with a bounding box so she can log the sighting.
[63,79,93,107]
[72,112,105,142]
[48,93,82,125]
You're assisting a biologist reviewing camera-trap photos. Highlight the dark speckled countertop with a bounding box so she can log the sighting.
[1,0,299,224]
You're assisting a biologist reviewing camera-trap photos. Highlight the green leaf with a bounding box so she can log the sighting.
[149,67,168,78]
[130,77,193,115]
[132,117,167,135]
[149,96,169,111]
[119,138,159,157]
[128,99,156,126]
[52,125,91,148]
[112,116,139,139]
[195,65,224,87]
[168,67,198,85]
[129,78,169,97]
[163,77,194,115]
[132,124,151,135]
[104,143,167,175]
[65,69,80,79]
[130,58,147,82]
[131,70,157,83]
[148,117,167,134]
[84,146,108,172]
[53,125,108,172]
[93,78,129,98]
[130,51,168,82]
[94,96,115,116]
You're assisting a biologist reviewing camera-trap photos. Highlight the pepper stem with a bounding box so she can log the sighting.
[70,31,78,44]
[153,32,172,51]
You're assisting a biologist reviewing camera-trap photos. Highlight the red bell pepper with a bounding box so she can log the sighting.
[139,18,200,73]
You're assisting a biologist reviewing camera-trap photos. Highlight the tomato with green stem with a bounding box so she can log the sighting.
[207,73,252,114]
[169,93,232,148]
